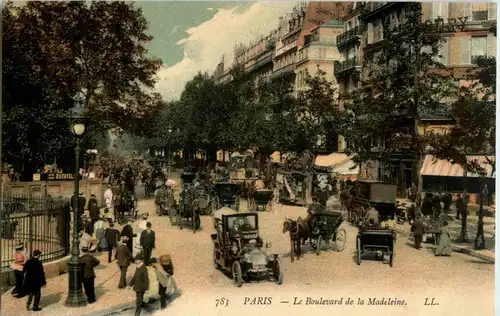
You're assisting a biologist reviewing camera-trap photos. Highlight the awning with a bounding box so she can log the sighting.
[421,154,495,178]
[314,153,359,175]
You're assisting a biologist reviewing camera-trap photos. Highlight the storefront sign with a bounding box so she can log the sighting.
[47,173,74,181]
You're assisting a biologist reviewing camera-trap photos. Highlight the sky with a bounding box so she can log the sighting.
[136,1,296,101]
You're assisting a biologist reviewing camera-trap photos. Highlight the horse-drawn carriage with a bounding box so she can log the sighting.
[168,185,201,231]
[116,191,138,225]
[180,170,197,185]
[211,208,283,287]
[192,185,217,215]
[249,189,274,212]
[356,225,396,267]
[213,183,241,211]
[155,186,176,216]
[342,180,398,224]
[309,211,347,254]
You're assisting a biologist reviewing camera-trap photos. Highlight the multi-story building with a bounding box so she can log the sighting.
[334,2,497,194]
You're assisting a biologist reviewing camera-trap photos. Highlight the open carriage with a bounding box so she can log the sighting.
[356,225,396,267]
[211,208,283,287]
[249,189,274,212]
[309,211,347,254]
[214,183,241,211]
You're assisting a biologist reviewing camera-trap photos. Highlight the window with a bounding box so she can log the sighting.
[460,37,471,64]
[437,38,449,65]
[374,21,383,42]
[463,3,472,21]
[488,3,497,20]
[432,3,449,20]
[471,36,487,63]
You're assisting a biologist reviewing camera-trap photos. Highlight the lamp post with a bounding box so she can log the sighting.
[65,91,88,307]
[167,126,172,176]
[474,182,488,250]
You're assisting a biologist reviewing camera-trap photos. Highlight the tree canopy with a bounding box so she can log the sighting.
[3,1,162,178]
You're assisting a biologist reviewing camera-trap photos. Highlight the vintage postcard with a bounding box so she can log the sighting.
[1,1,496,316]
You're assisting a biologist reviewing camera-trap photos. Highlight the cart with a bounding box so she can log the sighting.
[348,180,397,224]
[356,226,396,267]
[214,183,241,211]
[309,211,347,254]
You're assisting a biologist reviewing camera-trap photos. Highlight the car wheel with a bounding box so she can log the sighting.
[232,261,243,287]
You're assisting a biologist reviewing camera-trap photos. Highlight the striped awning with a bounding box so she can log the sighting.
[421,154,495,178]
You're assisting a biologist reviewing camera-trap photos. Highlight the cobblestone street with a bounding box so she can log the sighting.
[2,195,494,316]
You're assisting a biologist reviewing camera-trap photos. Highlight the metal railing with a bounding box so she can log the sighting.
[337,25,364,46]
[334,56,361,74]
[1,195,70,269]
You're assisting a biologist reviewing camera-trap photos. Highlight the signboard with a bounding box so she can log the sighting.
[47,173,74,181]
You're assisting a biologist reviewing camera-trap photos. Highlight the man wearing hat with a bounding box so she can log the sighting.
[22,250,46,311]
[81,246,100,303]
[129,259,150,316]
[116,236,133,288]
[153,254,175,310]
[105,221,121,263]
[11,244,26,297]
[140,222,155,266]
[121,218,135,255]
[411,213,425,250]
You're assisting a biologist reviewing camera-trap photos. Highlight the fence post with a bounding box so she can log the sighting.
[28,211,33,257]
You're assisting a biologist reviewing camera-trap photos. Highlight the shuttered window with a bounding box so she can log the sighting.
[460,37,471,64]
[367,23,374,44]
[487,35,496,57]
[488,3,497,20]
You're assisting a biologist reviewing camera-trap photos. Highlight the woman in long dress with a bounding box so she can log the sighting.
[435,221,452,256]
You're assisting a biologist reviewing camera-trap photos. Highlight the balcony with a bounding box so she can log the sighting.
[337,25,364,48]
[334,57,361,75]
[360,2,400,21]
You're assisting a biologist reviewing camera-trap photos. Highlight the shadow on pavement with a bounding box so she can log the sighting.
[40,292,63,308]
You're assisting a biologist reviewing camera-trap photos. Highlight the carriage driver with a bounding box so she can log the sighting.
[364,205,381,227]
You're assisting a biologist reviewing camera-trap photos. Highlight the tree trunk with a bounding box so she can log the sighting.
[460,165,469,242]
[414,153,424,210]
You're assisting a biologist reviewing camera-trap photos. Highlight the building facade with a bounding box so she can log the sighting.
[334,2,497,192]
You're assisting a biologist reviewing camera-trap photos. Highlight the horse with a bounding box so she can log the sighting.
[282,217,310,262]
[179,188,201,232]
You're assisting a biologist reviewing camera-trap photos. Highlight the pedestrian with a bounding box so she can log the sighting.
[435,221,452,256]
[79,224,94,257]
[116,236,133,288]
[81,247,100,303]
[105,221,120,263]
[153,254,175,310]
[140,222,155,265]
[455,193,465,220]
[89,204,100,234]
[88,194,98,212]
[11,244,26,297]
[129,259,150,316]
[95,215,107,252]
[364,206,381,226]
[121,217,135,255]
[103,208,113,223]
[104,185,114,209]
[411,213,425,250]
[23,249,46,312]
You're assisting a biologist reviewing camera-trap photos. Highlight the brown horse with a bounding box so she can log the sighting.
[282,217,310,262]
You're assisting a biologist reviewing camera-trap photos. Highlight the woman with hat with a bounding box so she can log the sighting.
[95,215,108,252]
[11,244,26,297]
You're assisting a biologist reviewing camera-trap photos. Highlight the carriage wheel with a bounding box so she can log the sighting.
[356,237,362,265]
[315,236,322,255]
[272,260,283,285]
[349,212,358,224]
[213,248,220,269]
[334,228,346,252]
[232,261,243,287]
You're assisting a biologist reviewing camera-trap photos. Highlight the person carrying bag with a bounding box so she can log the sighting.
[152,254,177,310]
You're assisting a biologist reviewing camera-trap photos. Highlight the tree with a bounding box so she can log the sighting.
[341,3,456,205]
[2,1,162,178]
[431,54,496,245]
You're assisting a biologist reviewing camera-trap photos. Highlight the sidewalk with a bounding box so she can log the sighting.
[394,216,495,263]
[1,249,165,316]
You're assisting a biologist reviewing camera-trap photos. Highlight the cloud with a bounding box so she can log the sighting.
[155,2,295,101]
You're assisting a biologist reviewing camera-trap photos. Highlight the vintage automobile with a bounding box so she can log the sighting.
[214,183,241,211]
[276,169,310,206]
[309,211,347,254]
[356,224,396,267]
[346,180,398,224]
[211,208,283,287]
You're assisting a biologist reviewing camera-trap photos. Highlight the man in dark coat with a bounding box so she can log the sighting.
[88,194,98,211]
[71,193,86,218]
[89,204,100,234]
[130,259,150,316]
[140,222,155,266]
[121,218,135,255]
[23,249,46,311]
[411,214,426,249]
[105,221,121,263]
[116,236,133,288]
[81,247,100,303]
[455,194,466,220]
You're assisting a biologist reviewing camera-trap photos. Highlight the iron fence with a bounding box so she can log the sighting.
[1,194,70,270]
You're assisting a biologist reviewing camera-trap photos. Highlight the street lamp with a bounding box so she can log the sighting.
[167,125,173,176]
[65,90,88,307]
[474,182,488,250]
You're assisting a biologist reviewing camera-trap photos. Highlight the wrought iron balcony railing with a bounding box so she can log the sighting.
[334,56,361,75]
[336,25,364,47]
